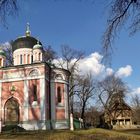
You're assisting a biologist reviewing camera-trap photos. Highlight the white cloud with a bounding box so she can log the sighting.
[2,42,10,46]
[106,68,114,76]
[53,52,132,79]
[131,87,140,95]
[115,65,132,78]
[78,52,105,76]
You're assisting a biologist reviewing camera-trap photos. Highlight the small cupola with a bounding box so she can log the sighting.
[0,49,6,67]
[33,40,43,50]
[33,40,43,63]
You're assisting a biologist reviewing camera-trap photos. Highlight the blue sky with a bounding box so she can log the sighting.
[0,0,140,96]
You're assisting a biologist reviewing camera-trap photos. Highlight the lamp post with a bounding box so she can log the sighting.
[70,113,74,131]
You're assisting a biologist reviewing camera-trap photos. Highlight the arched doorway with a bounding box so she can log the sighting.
[4,97,19,125]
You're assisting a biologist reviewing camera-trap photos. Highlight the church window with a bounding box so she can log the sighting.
[38,53,41,61]
[33,84,37,101]
[31,55,33,63]
[57,87,62,103]
[27,54,30,64]
[29,69,39,76]
[20,55,22,64]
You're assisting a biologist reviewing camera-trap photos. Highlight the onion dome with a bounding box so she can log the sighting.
[33,40,43,50]
[12,23,42,52]
[0,49,6,57]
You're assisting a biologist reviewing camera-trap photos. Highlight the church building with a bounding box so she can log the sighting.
[0,24,70,130]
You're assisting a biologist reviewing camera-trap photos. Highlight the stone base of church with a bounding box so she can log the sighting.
[17,120,69,130]
[52,120,69,129]
[18,120,51,130]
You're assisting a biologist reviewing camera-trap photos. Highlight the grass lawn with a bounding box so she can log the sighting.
[0,128,140,140]
[115,129,140,136]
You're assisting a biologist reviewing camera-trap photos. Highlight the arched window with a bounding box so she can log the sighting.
[29,69,39,77]
[33,84,37,101]
[20,54,22,64]
[31,55,33,63]
[57,87,62,103]
[38,53,41,61]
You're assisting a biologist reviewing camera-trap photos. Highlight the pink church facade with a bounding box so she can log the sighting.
[0,25,70,130]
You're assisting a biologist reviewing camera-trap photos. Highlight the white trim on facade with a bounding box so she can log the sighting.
[50,82,55,120]
[1,75,49,82]
[23,80,29,121]
[51,79,69,84]
[40,78,46,121]
[64,84,69,119]
[0,82,2,122]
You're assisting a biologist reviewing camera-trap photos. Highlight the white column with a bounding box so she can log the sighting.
[14,54,16,65]
[40,78,46,120]
[18,55,20,65]
[50,82,55,120]
[0,82,2,132]
[64,84,69,119]
[37,53,39,61]
[1,59,3,67]
[14,56,16,65]
[26,54,28,64]
[33,51,35,62]
[41,53,42,61]
[29,54,32,64]
[23,80,29,121]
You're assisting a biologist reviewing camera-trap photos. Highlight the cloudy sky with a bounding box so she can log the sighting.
[0,0,140,96]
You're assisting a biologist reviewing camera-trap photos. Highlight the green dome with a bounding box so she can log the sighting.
[33,41,43,50]
[0,49,6,56]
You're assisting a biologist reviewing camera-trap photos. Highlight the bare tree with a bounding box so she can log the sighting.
[75,73,95,127]
[0,0,18,25]
[43,45,57,62]
[1,0,140,54]
[57,45,84,114]
[0,41,13,66]
[84,106,102,127]
[131,94,140,124]
[103,0,139,58]
[97,74,128,123]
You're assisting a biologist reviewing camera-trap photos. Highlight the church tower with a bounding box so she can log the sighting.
[33,40,43,63]
[13,23,43,65]
[0,49,6,67]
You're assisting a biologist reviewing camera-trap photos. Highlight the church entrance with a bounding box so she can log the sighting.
[4,97,19,125]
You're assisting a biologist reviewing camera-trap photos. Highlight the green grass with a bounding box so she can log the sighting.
[115,129,140,136]
[0,128,140,140]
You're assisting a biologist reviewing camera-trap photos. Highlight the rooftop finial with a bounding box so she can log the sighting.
[26,22,31,36]
[37,38,40,44]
